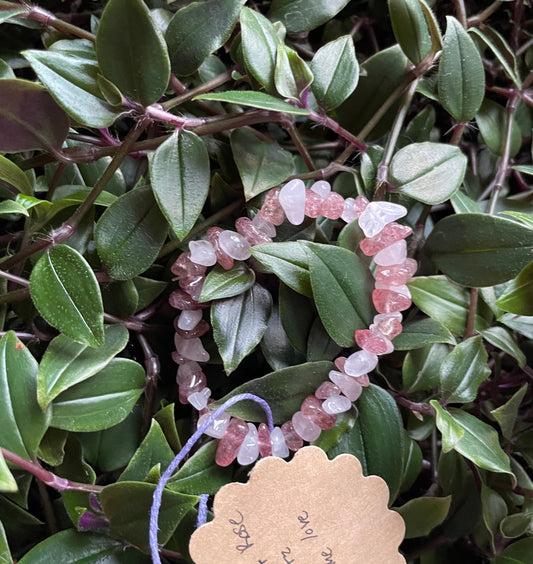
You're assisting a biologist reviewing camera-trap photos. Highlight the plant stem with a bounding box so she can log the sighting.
[308,110,367,152]
[464,287,479,338]
[37,480,58,535]
[453,0,468,27]
[393,394,435,415]
[138,334,161,432]
[0,269,29,287]
[163,70,233,111]
[450,122,467,146]
[467,0,502,26]
[0,288,30,305]
[282,120,315,171]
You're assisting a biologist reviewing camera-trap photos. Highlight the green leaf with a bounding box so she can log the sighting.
[0,155,32,195]
[0,333,50,459]
[0,521,12,564]
[310,35,359,111]
[100,481,198,549]
[274,44,313,102]
[269,0,351,33]
[391,142,467,205]
[211,284,272,374]
[0,9,24,24]
[500,513,533,539]
[393,318,456,350]
[213,361,333,423]
[312,410,357,453]
[166,0,246,76]
[305,242,374,347]
[440,335,491,403]
[250,242,312,297]
[400,433,423,492]
[482,326,526,367]
[431,401,515,479]
[495,538,533,564]
[438,16,485,122]
[37,324,128,408]
[389,0,432,64]
[491,383,527,439]
[195,90,310,115]
[0,200,29,216]
[403,343,450,393]
[30,245,104,347]
[150,130,210,239]
[230,129,294,201]
[0,79,69,152]
[95,186,168,280]
[495,261,533,315]
[0,451,17,493]
[96,0,170,105]
[50,358,145,432]
[512,165,533,178]
[481,485,508,552]
[476,98,522,157]
[240,7,281,92]
[23,49,122,128]
[425,214,533,287]
[395,496,451,538]
[199,262,255,302]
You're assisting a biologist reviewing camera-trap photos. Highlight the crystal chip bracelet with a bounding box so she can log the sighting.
[169,179,417,467]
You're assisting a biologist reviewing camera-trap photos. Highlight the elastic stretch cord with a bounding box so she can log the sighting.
[149,393,275,564]
[197,494,209,528]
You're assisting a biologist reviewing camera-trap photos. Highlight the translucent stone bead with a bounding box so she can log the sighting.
[188,387,211,410]
[174,334,210,363]
[178,274,205,301]
[344,350,378,377]
[197,411,230,439]
[355,327,394,355]
[310,180,331,200]
[235,216,272,246]
[304,189,322,218]
[374,239,407,266]
[292,411,321,442]
[375,258,418,286]
[359,223,413,256]
[218,230,252,260]
[176,360,203,385]
[175,319,210,339]
[189,240,217,267]
[354,195,370,217]
[169,289,203,311]
[341,197,358,223]
[207,227,234,270]
[258,423,272,457]
[279,179,306,225]
[301,395,336,429]
[251,212,276,238]
[216,417,249,467]
[260,188,285,226]
[315,381,341,399]
[171,252,206,279]
[372,289,412,313]
[322,395,352,414]
[358,202,408,238]
[177,367,207,404]
[375,282,411,298]
[270,426,289,458]
[237,423,260,465]
[334,356,347,373]
[372,312,403,339]
[329,370,363,401]
[320,192,345,220]
[281,421,304,451]
[177,309,203,331]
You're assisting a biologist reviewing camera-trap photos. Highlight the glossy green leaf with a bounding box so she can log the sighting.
[399,433,423,492]
[0,8,24,24]
[481,485,508,552]
[312,410,357,453]
[23,49,122,128]
[0,155,32,195]
[403,343,450,393]
[231,129,294,200]
[393,318,455,350]
[395,496,451,538]
[431,401,515,479]
[211,284,272,374]
[438,16,485,122]
[213,361,333,423]
[476,98,522,157]
[50,359,145,432]
[389,0,432,64]
[269,0,351,33]
[250,242,312,297]
[0,521,12,564]
[150,130,210,239]
[30,244,104,347]
[0,451,17,493]
[95,186,168,280]
[310,35,359,111]
[240,7,281,92]
[0,200,28,216]
[37,324,128,409]
[500,513,533,539]
[451,190,483,214]
[166,0,246,76]
[195,90,310,115]
[279,283,315,353]
[425,214,533,287]
[440,336,490,403]
[495,261,533,315]
[101,481,198,549]
[391,142,467,205]
[482,326,526,367]
[199,262,255,302]
[0,79,69,152]
[306,316,343,362]
[0,333,49,460]
[491,383,527,439]
[274,44,313,102]
[96,0,170,105]
[305,242,374,347]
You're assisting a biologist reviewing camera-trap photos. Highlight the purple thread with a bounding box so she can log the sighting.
[149,393,274,564]
[197,494,209,528]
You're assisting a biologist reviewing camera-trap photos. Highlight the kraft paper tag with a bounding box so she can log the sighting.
[189,446,405,563]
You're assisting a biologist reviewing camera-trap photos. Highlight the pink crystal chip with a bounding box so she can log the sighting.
[328,371,363,401]
[279,179,306,225]
[301,395,336,430]
[344,350,378,377]
[358,201,408,238]
[310,180,331,200]
[360,222,413,256]
[281,421,304,451]
[320,192,345,220]
[372,312,403,339]
[189,240,217,266]
[341,197,358,223]
[374,239,407,266]
[237,423,259,465]
[235,216,272,246]
[354,195,370,217]
[260,188,285,226]
[304,189,322,218]
[216,417,249,467]
[372,289,412,313]
[218,230,251,260]
[207,227,234,270]
[270,426,289,458]
[375,258,418,285]
[171,252,206,279]
[315,381,341,399]
[198,411,230,439]
[258,423,272,457]
[322,395,352,414]
[292,411,321,442]
[355,328,394,355]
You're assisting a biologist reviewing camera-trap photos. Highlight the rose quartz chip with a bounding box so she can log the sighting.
[235,217,272,245]
[279,179,306,225]
[251,212,276,238]
[175,319,210,339]
[358,201,408,237]
[375,258,418,285]
[372,312,403,339]
[374,239,407,266]
[189,240,217,266]
[360,223,413,256]
[177,368,207,404]
[334,356,347,373]
[176,361,203,385]
[197,411,230,439]
[301,395,336,430]
[188,387,211,410]
[320,192,345,219]
[216,417,249,467]
[322,395,352,414]
[218,230,251,260]
[304,189,322,218]
[281,421,304,451]
[355,328,394,355]
[328,371,362,401]
[270,426,289,458]
[354,195,369,217]
[375,282,411,298]
[372,289,412,313]
[258,423,272,457]
[207,227,234,270]
[292,411,321,442]
[171,252,206,279]
[237,423,259,465]
[341,197,358,223]
[344,350,378,377]
[310,180,331,200]
[315,381,341,399]
[174,334,209,363]
[260,188,285,226]
[179,274,205,301]
[169,289,207,310]
[177,309,203,331]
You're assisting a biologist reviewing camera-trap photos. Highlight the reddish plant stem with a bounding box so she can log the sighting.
[393,394,435,415]
[464,287,479,339]
[138,333,161,432]
[0,269,29,287]
[308,110,367,153]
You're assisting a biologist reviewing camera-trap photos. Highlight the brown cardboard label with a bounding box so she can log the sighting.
[189,446,406,563]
